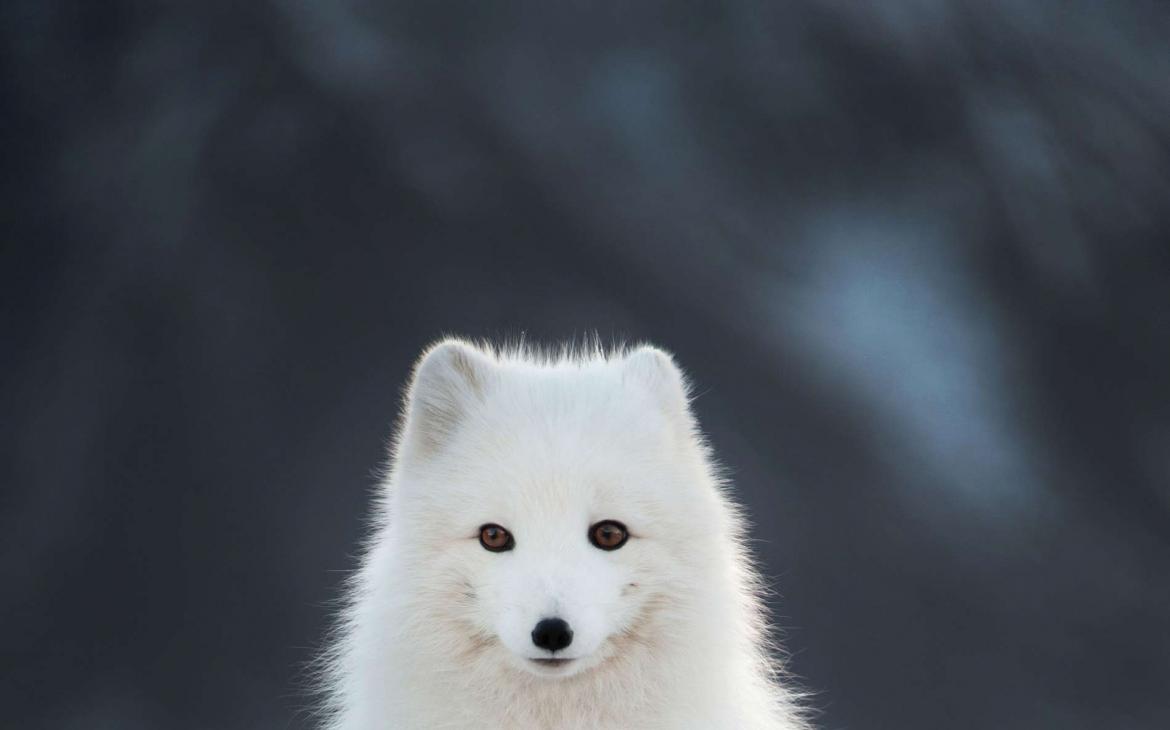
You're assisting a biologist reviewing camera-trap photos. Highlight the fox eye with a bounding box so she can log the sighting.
[589,520,629,551]
[479,524,514,552]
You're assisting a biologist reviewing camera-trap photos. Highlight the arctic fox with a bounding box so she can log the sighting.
[321,339,809,729]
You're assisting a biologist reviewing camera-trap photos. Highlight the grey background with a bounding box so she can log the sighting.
[3,1,1170,728]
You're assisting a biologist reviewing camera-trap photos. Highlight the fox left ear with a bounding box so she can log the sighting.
[399,338,493,461]
[622,345,692,422]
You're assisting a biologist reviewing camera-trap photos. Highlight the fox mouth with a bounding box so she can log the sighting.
[529,657,574,666]
[528,657,576,673]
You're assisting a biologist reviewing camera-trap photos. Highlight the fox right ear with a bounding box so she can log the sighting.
[399,339,492,460]
[622,345,692,423]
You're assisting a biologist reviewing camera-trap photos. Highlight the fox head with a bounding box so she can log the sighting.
[380,339,737,680]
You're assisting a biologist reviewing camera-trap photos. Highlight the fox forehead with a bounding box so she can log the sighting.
[413,434,670,537]
[414,362,677,460]
[390,340,703,534]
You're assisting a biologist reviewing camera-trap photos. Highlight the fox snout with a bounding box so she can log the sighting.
[531,617,574,652]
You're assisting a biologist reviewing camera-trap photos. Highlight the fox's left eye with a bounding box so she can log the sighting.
[479,524,515,552]
[589,520,629,551]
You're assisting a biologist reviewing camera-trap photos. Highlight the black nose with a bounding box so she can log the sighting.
[531,617,573,652]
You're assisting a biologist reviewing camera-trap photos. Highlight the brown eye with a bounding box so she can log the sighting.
[479,524,514,552]
[589,520,629,551]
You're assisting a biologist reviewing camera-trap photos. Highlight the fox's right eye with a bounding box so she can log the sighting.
[479,524,514,552]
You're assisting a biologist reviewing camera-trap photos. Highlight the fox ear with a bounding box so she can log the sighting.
[400,339,492,460]
[622,345,691,421]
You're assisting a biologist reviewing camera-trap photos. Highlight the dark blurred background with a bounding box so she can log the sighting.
[3,1,1170,728]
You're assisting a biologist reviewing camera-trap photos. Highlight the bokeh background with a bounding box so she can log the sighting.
[4,1,1170,728]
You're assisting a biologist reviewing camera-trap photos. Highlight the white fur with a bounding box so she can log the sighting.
[321,339,810,729]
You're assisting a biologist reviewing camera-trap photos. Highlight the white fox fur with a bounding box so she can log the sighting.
[321,339,809,729]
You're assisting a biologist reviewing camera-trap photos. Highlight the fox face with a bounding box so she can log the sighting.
[385,340,724,680]
[467,514,639,677]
